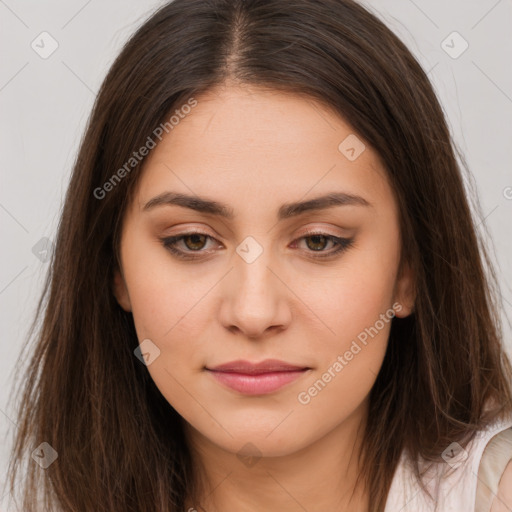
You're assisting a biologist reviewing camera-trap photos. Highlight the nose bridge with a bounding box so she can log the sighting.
[220,234,289,337]
[234,234,277,302]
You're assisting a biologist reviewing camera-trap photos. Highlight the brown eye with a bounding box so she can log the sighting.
[304,234,330,252]
[182,233,208,251]
[160,231,218,260]
[292,232,355,259]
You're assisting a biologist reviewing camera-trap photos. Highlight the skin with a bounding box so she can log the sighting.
[113,84,415,511]
[490,460,512,511]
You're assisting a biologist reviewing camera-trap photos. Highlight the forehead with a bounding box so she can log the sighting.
[131,85,395,218]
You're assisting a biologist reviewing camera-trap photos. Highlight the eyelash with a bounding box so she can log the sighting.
[159,230,354,261]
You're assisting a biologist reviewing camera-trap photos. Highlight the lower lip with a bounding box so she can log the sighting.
[206,369,308,395]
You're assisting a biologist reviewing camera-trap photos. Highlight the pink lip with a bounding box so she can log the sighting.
[205,359,310,395]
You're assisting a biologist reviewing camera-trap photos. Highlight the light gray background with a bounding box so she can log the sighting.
[1,0,511,509]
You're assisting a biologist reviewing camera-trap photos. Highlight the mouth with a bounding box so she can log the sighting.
[205,359,311,395]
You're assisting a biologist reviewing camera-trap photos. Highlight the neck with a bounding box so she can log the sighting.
[183,399,370,512]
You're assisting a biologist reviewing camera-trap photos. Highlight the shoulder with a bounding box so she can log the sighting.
[489,457,512,511]
[481,426,512,512]
[384,419,512,512]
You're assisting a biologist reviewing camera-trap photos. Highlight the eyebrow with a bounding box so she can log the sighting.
[142,191,372,220]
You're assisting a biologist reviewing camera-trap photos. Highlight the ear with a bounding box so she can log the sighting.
[113,267,132,312]
[392,260,415,318]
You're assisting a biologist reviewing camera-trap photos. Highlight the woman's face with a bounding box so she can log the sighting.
[113,84,414,458]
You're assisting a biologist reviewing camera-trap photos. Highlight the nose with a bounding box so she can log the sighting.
[218,244,292,340]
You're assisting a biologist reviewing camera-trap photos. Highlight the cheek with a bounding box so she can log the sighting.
[301,228,400,400]
[126,257,211,417]
[121,239,214,414]
[315,236,400,346]
[308,279,393,395]
[123,234,213,340]
[294,270,396,431]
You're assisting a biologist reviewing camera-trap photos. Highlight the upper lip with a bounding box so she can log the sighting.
[207,359,309,374]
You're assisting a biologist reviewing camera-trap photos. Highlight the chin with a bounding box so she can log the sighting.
[208,425,308,458]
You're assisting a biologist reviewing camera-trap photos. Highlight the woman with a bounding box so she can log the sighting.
[6,0,512,510]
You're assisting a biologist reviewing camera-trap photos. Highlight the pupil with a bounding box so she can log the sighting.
[186,234,205,250]
[307,235,326,251]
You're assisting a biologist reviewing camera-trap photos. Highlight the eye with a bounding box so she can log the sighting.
[159,230,354,260]
[160,232,216,259]
[291,231,354,258]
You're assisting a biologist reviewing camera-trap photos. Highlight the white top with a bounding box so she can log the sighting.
[384,415,512,512]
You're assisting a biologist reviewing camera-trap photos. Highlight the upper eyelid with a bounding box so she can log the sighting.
[166,224,349,237]
[167,228,345,243]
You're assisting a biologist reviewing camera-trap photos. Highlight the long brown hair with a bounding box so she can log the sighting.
[5,0,512,510]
